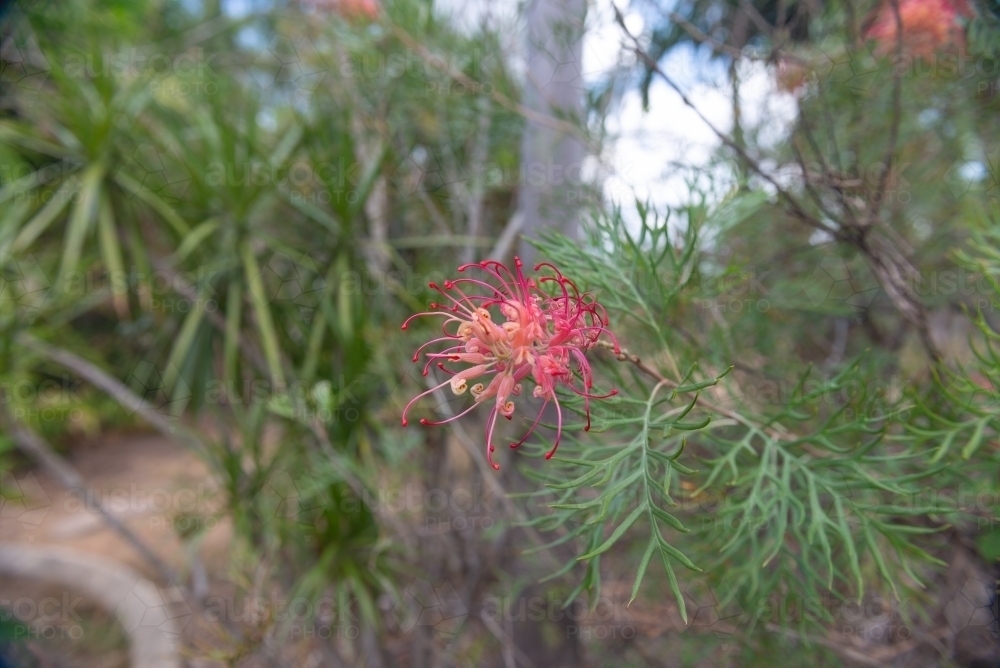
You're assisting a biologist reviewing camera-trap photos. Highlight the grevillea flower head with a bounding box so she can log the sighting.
[401,257,619,470]
[865,0,972,60]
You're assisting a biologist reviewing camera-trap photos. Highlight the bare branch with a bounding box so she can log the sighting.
[613,5,837,237]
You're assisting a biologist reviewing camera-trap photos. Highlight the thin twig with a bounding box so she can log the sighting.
[415,188,455,235]
[462,94,493,265]
[796,107,862,227]
[487,212,524,262]
[737,0,777,39]
[598,341,807,447]
[480,610,528,668]
[873,0,905,218]
[667,12,745,60]
[616,4,941,363]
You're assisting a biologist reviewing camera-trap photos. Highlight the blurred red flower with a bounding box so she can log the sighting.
[865,0,973,59]
[299,0,379,21]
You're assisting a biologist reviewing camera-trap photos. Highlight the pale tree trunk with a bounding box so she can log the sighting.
[498,6,589,667]
[515,0,587,266]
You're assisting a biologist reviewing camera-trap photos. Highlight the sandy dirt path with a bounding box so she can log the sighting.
[2,431,231,577]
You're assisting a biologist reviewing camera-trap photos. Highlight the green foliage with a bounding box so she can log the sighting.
[0,0,523,646]
[4,0,1000,663]
[520,197,964,633]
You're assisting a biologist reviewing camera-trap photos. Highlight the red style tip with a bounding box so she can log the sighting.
[401,324,408,330]
[402,418,408,426]
[544,452,554,460]
[428,282,437,288]
[491,463,500,470]
[419,418,430,425]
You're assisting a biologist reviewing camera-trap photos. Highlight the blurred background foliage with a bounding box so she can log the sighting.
[1,0,1000,666]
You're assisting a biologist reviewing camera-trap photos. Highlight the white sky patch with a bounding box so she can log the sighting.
[581,0,638,81]
[602,60,798,221]
[433,0,520,35]
[438,0,801,223]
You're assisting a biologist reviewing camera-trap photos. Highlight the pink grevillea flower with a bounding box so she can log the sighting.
[865,0,972,60]
[401,257,619,470]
